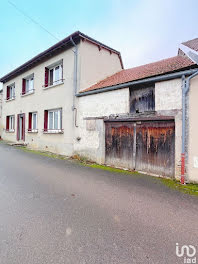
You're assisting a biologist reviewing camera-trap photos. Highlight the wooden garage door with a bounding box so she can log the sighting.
[135,121,175,177]
[105,120,175,178]
[105,122,135,170]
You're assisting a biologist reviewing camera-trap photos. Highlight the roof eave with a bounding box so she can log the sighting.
[76,67,198,97]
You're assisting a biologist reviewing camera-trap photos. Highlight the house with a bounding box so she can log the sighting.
[0,89,2,137]
[0,32,198,183]
[74,38,198,183]
[0,31,123,155]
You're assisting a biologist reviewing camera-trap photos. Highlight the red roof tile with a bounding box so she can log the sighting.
[182,38,198,52]
[82,56,195,92]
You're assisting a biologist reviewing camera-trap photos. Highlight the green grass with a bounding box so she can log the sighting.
[17,146,68,160]
[160,178,198,196]
[84,163,140,175]
[6,143,198,197]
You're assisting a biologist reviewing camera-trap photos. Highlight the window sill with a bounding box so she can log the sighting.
[43,129,64,134]
[6,97,15,102]
[21,90,35,97]
[6,129,15,133]
[28,129,38,133]
[43,81,64,90]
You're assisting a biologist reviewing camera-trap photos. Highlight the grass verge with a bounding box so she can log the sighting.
[17,146,68,160]
[160,178,198,196]
[10,144,198,197]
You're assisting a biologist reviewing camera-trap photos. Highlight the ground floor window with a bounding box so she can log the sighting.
[6,115,15,132]
[28,112,38,132]
[44,108,62,132]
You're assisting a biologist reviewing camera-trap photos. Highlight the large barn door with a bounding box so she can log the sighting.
[105,122,135,170]
[105,120,175,178]
[135,121,175,177]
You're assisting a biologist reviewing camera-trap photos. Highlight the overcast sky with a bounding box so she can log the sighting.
[0,0,198,89]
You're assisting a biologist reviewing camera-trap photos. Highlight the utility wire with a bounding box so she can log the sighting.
[7,0,60,41]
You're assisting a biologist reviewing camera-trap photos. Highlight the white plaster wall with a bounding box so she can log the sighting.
[155,78,182,111]
[2,48,75,155]
[74,88,130,163]
[155,78,183,179]
[0,91,3,137]
[78,40,122,92]
[188,75,198,183]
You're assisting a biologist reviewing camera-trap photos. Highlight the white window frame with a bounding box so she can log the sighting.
[47,109,62,132]
[9,115,15,131]
[9,84,15,99]
[32,112,38,131]
[7,83,15,100]
[48,64,63,86]
[25,75,34,93]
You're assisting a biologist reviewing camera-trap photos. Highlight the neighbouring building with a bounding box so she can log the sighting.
[74,38,198,183]
[0,32,198,183]
[0,31,122,155]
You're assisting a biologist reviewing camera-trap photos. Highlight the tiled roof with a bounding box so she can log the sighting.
[82,56,195,92]
[182,38,198,52]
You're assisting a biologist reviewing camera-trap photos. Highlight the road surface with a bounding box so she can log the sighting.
[0,142,197,264]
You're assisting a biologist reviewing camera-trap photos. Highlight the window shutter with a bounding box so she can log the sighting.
[7,86,10,100]
[6,116,9,131]
[16,115,20,140]
[45,68,49,87]
[22,79,26,95]
[22,114,25,141]
[28,113,32,131]
[44,110,48,131]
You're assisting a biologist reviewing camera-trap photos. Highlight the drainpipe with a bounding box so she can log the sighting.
[70,36,78,127]
[181,70,198,184]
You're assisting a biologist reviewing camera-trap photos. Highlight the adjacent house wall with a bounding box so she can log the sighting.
[2,47,76,155]
[188,75,198,183]
[0,90,2,137]
[1,39,123,157]
[78,40,122,92]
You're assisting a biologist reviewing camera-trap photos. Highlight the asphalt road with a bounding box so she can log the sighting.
[0,142,198,264]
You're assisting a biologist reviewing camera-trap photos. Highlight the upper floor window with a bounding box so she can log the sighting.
[44,108,63,133]
[44,61,63,88]
[6,83,15,100]
[6,115,15,132]
[22,74,34,95]
[130,85,155,114]
[28,112,38,132]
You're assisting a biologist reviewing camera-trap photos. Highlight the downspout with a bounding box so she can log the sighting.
[70,36,78,127]
[181,70,198,184]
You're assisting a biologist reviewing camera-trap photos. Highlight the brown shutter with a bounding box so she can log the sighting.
[45,68,49,87]
[7,86,10,100]
[28,113,32,131]
[44,110,48,131]
[6,116,9,131]
[17,114,20,140]
[22,79,26,95]
[22,114,25,141]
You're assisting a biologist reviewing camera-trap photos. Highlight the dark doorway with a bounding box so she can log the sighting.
[17,113,25,141]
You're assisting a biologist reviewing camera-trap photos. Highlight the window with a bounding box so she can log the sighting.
[44,62,63,87]
[130,86,155,114]
[28,112,38,132]
[44,108,62,132]
[6,115,15,132]
[6,84,15,100]
[22,75,34,95]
